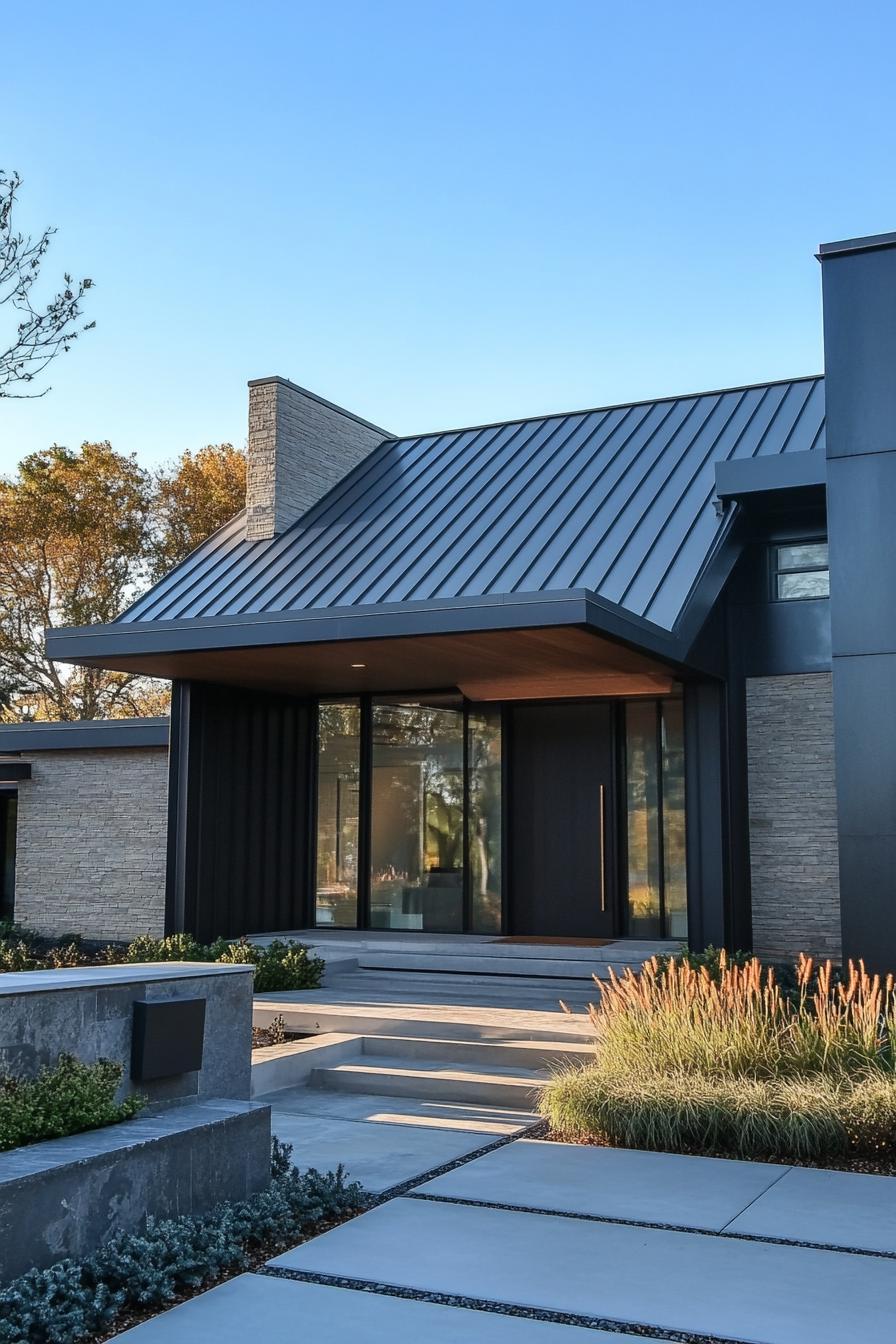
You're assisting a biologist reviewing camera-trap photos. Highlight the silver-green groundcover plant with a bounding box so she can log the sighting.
[0,1140,367,1344]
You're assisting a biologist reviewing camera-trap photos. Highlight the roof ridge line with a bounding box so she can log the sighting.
[389,374,824,445]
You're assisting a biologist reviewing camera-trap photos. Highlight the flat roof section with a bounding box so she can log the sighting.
[0,718,169,753]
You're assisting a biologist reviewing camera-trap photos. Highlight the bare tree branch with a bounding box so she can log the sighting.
[0,170,95,398]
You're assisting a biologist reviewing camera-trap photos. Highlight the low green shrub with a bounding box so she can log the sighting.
[0,937,40,972]
[123,932,214,964]
[213,938,325,992]
[542,951,896,1162]
[0,1056,144,1152]
[0,927,325,991]
[0,1139,367,1343]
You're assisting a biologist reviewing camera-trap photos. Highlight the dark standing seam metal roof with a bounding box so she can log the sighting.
[119,375,825,638]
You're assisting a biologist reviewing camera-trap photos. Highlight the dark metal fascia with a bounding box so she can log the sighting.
[46,589,682,665]
[714,449,827,500]
[817,231,896,260]
[0,719,170,752]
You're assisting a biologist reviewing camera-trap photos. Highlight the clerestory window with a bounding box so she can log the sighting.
[772,540,829,601]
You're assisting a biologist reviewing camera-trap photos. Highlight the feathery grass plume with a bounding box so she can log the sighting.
[542,949,896,1161]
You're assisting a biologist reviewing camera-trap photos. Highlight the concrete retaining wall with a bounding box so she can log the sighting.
[0,962,266,1282]
[0,1099,270,1281]
[0,962,254,1105]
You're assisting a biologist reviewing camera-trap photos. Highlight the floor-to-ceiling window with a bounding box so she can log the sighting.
[314,700,361,927]
[313,691,685,938]
[468,706,503,933]
[313,695,503,933]
[370,696,465,931]
[624,697,688,939]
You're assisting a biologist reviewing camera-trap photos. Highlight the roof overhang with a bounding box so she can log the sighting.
[714,448,826,503]
[47,590,679,665]
[0,719,169,753]
[45,591,700,700]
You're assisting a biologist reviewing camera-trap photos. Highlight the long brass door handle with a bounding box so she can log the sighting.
[599,782,606,913]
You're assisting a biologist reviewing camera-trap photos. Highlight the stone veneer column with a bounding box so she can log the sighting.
[245,376,389,540]
[745,673,841,961]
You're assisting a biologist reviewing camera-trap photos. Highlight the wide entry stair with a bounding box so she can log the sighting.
[308,1031,593,1110]
[251,961,603,1192]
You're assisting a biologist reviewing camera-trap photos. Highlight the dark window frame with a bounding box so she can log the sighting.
[619,697,687,940]
[770,537,830,603]
[0,791,17,924]
[311,691,505,935]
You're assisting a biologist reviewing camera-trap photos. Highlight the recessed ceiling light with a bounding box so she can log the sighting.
[350,662,366,669]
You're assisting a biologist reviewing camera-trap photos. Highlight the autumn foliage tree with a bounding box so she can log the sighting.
[0,440,246,721]
[150,442,246,579]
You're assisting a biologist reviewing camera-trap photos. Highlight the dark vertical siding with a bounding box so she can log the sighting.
[166,680,311,942]
[683,681,729,951]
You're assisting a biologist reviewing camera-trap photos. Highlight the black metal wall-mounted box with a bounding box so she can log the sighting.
[131,997,206,1082]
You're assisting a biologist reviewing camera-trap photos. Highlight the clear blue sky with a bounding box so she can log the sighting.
[3,0,896,473]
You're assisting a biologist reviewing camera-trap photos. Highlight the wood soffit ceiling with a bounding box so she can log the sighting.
[84,625,677,700]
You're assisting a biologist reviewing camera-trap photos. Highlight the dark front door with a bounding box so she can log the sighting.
[509,702,616,938]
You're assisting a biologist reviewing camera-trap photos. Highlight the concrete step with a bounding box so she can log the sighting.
[360,1033,593,1072]
[354,950,618,980]
[310,1057,546,1108]
[253,1001,594,1044]
[352,967,606,993]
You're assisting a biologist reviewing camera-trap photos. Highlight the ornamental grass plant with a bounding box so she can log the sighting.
[541,952,896,1162]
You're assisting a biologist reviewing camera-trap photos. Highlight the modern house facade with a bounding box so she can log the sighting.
[4,229,890,969]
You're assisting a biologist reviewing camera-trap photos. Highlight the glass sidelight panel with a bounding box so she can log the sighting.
[370,697,464,931]
[625,701,663,937]
[314,700,361,927]
[468,706,503,933]
[661,699,688,938]
[624,698,688,940]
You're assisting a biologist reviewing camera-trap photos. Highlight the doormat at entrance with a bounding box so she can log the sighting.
[491,937,613,947]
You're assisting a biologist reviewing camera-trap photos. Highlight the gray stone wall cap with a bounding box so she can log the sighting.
[246,374,391,436]
[0,1098,270,1182]
[0,961,255,996]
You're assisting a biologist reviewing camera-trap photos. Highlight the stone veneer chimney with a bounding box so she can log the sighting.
[245,376,389,541]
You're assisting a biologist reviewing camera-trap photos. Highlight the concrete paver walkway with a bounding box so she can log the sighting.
[271,1194,896,1343]
[115,1274,644,1341]
[416,1137,790,1231]
[119,1135,896,1343]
